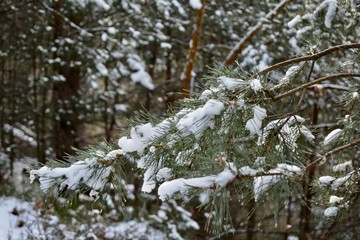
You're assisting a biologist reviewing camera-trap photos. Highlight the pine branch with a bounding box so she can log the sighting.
[305,138,360,171]
[272,73,360,101]
[256,43,360,77]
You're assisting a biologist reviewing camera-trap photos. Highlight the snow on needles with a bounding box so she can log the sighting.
[315,0,338,28]
[253,164,301,201]
[176,99,224,139]
[245,105,267,135]
[30,158,111,199]
[324,128,342,145]
[118,99,224,154]
[158,163,237,201]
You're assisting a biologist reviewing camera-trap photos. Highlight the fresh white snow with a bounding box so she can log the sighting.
[324,129,342,145]
[245,105,267,135]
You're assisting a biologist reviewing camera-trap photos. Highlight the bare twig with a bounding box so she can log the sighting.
[272,73,360,101]
[305,138,360,171]
[256,43,360,77]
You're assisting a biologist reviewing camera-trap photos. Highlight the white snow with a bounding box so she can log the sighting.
[324,129,342,145]
[156,167,173,182]
[253,164,301,201]
[189,0,202,9]
[333,161,352,172]
[238,166,258,176]
[96,62,108,76]
[118,118,173,154]
[219,76,245,91]
[130,69,155,90]
[319,176,335,185]
[253,175,279,201]
[278,63,305,86]
[30,158,111,197]
[104,149,124,160]
[158,164,237,201]
[331,174,352,189]
[245,105,267,135]
[127,55,155,90]
[0,197,39,240]
[176,99,224,139]
[329,195,343,204]
[324,206,339,217]
[287,15,302,28]
[250,78,262,92]
[315,0,337,28]
[142,165,157,193]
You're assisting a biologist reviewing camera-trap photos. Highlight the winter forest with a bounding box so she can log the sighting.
[0,0,360,239]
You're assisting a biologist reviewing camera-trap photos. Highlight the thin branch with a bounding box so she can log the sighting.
[256,43,360,77]
[272,73,360,101]
[181,0,206,98]
[305,138,360,171]
[222,0,294,67]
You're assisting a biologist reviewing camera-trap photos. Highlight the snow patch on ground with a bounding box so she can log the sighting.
[0,197,40,240]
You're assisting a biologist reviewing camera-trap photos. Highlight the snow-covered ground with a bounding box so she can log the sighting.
[0,197,40,240]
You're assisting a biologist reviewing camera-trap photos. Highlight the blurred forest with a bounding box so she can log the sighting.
[0,0,359,239]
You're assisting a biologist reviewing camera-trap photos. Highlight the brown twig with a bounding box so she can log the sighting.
[272,73,360,101]
[256,43,360,77]
[305,138,360,171]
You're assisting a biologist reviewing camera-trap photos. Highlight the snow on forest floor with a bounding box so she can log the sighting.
[0,197,41,240]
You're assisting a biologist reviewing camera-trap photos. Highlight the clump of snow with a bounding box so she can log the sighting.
[315,0,337,28]
[245,105,267,135]
[250,79,262,92]
[142,165,157,193]
[189,0,202,10]
[288,15,302,28]
[324,129,342,145]
[104,149,123,160]
[253,164,302,201]
[319,176,335,185]
[176,99,224,139]
[278,63,305,86]
[156,167,173,182]
[30,158,111,198]
[127,55,155,90]
[324,206,339,217]
[130,69,155,90]
[253,174,279,202]
[333,161,352,172]
[158,164,237,201]
[238,166,258,176]
[118,118,173,154]
[331,174,352,189]
[329,195,343,204]
[219,76,246,91]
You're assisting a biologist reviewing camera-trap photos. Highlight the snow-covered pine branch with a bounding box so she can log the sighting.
[30,43,360,232]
